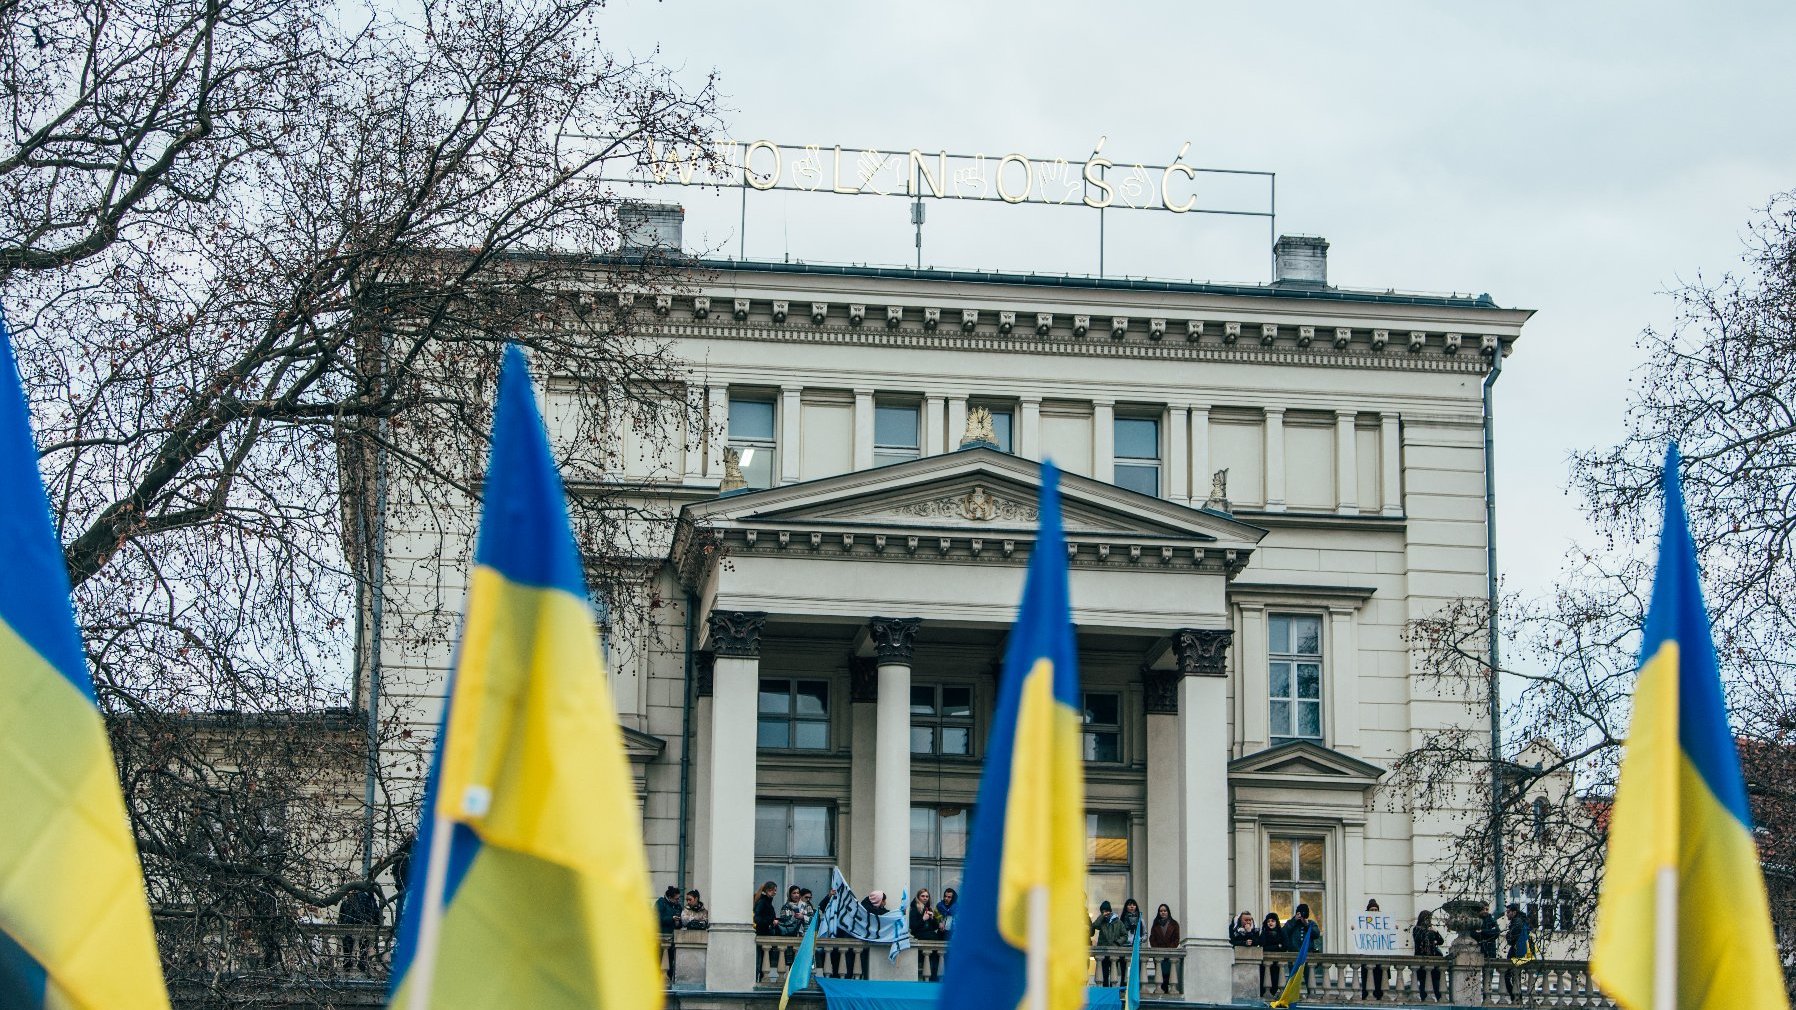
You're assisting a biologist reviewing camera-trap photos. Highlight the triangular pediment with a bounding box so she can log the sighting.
[684,447,1266,545]
[1229,740,1385,789]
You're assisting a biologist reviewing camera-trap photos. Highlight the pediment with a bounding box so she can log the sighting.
[684,447,1266,545]
[1229,740,1385,789]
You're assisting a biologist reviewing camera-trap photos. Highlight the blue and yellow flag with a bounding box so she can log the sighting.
[1590,445,1788,1010]
[1269,921,1314,1010]
[939,461,1086,1010]
[389,345,663,1010]
[780,902,821,1010]
[0,312,169,1009]
[1123,920,1142,1010]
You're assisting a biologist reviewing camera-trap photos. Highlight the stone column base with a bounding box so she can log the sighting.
[1229,946,1263,1002]
[1181,937,1232,1003]
[671,930,709,989]
[869,944,915,981]
[704,923,756,992]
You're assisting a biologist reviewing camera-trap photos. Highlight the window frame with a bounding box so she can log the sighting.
[910,804,972,899]
[873,400,922,467]
[1080,691,1123,764]
[1267,834,1328,930]
[1268,612,1326,744]
[1509,880,1579,933]
[757,677,832,752]
[727,394,778,490]
[1113,412,1163,497]
[754,800,837,899]
[910,682,977,758]
[1085,811,1133,920]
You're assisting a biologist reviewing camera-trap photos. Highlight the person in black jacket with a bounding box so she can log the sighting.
[1473,901,1501,958]
[1503,903,1534,998]
[655,886,682,933]
[1259,912,1288,996]
[1229,911,1260,947]
[753,881,779,980]
[337,886,380,972]
[1285,904,1321,993]
[1411,910,1445,1002]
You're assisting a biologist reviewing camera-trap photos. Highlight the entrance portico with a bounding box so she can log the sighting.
[670,448,1264,995]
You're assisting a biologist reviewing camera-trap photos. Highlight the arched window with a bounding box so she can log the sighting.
[1532,797,1549,842]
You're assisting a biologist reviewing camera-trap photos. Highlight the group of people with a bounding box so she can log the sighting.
[1086,899,1184,991]
[1227,903,1326,998]
[653,886,710,931]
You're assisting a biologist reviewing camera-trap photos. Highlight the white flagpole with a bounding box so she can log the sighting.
[406,811,454,1010]
[1652,866,1676,1010]
[1027,885,1048,1010]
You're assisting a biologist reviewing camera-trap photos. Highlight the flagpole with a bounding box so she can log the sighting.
[1027,885,1048,1010]
[1652,866,1676,1010]
[407,811,454,1010]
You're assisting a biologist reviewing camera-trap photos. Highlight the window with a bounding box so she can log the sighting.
[1532,796,1549,842]
[1269,614,1323,742]
[1081,692,1121,762]
[728,396,776,489]
[1086,812,1131,918]
[911,683,975,756]
[1268,836,1326,928]
[1114,416,1161,496]
[874,403,921,466]
[1509,881,1578,933]
[970,404,1014,453]
[910,806,971,897]
[755,801,835,898]
[758,678,830,750]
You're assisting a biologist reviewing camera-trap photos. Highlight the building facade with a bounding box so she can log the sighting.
[373,229,1532,1000]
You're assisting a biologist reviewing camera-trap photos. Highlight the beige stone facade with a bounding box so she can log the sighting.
[372,249,1532,999]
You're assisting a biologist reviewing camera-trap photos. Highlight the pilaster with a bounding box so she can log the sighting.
[780,385,803,485]
[1335,409,1357,514]
[1019,396,1042,460]
[1093,399,1116,484]
[1380,413,1402,516]
[1264,407,1286,512]
[706,385,728,478]
[924,394,947,456]
[852,388,875,473]
[1190,406,1211,507]
[1168,405,1190,504]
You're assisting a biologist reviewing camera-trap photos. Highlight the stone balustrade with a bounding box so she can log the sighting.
[1232,947,1615,1007]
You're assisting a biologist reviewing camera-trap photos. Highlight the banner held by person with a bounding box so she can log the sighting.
[939,461,1086,1010]
[816,868,911,960]
[0,306,170,1010]
[1590,445,1789,1010]
[389,345,663,1010]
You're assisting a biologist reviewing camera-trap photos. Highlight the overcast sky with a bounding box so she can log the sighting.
[600,1,1796,600]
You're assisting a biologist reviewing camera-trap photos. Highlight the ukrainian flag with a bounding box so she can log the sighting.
[940,462,1086,1010]
[0,312,169,1009]
[389,345,663,1010]
[1590,445,1788,1010]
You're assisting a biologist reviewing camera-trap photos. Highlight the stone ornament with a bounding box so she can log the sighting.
[1172,627,1233,677]
[893,485,1039,523]
[694,651,716,697]
[1205,468,1230,511]
[959,406,998,449]
[868,616,922,661]
[720,447,748,492]
[1142,665,1181,714]
[707,610,767,658]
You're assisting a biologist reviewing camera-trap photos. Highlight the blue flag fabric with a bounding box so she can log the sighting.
[1124,921,1142,1010]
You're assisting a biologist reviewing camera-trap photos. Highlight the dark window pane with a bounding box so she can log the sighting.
[758,720,790,749]
[1270,701,1291,738]
[1269,661,1292,698]
[1268,616,1291,655]
[793,721,828,750]
[911,807,936,857]
[1114,463,1159,496]
[989,410,1013,453]
[791,805,831,857]
[729,398,776,440]
[760,681,791,714]
[1084,693,1119,726]
[911,725,936,754]
[796,865,832,901]
[942,686,972,716]
[795,680,829,717]
[1298,701,1322,739]
[756,805,787,857]
[1084,730,1119,763]
[875,405,919,448]
[1295,616,1322,655]
[1115,417,1159,460]
[911,685,936,715]
[940,726,970,755]
[1297,663,1321,700]
[940,809,970,858]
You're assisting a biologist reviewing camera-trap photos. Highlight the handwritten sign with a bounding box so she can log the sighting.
[1350,914,1401,954]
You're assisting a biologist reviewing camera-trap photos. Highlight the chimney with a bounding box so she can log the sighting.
[1273,234,1328,287]
[618,201,685,254]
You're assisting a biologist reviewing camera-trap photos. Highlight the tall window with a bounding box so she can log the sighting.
[755,801,834,898]
[1269,614,1323,742]
[970,403,1014,453]
[758,678,830,750]
[728,396,776,489]
[1113,415,1161,496]
[874,403,921,466]
[1081,691,1122,762]
[1268,835,1326,927]
[1086,812,1131,918]
[1509,881,1578,933]
[910,806,971,897]
[911,683,974,756]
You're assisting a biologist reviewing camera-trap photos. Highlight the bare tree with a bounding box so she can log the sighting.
[3,0,722,1001]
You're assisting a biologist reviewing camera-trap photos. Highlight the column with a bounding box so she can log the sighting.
[705,385,728,478]
[1380,413,1403,515]
[780,386,803,485]
[1093,399,1115,484]
[1231,816,1259,936]
[1263,407,1286,512]
[1173,628,1235,1004]
[848,657,879,887]
[1168,406,1190,505]
[1190,407,1211,505]
[869,616,920,981]
[1237,605,1268,754]
[1019,396,1042,460]
[691,652,715,893]
[1142,666,1183,930]
[1328,606,1360,752]
[853,388,875,471]
[684,384,706,483]
[947,396,968,452]
[1335,410,1358,514]
[702,610,766,992]
[924,394,947,456]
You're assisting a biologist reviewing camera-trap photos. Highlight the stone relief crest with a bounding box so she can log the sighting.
[892,484,1038,523]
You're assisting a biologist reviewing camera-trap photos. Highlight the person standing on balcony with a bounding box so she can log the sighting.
[1411,909,1445,1002]
[1152,904,1184,993]
[1119,898,1142,939]
[1090,900,1129,985]
[655,886,682,933]
[680,889,709,929]
[753,881,779,936]
[1229,911,1258,947]
[936,887,958,937]
[1360,898,1386,1001]
[1259,912,1288,996]
[1473,901,1501,958]
[1503,902,1534,998]
[337,885,380,972]
[797,888,816,930]
[1285,903,1322,991]
[909,889,944,941]
[777,885,805,936]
